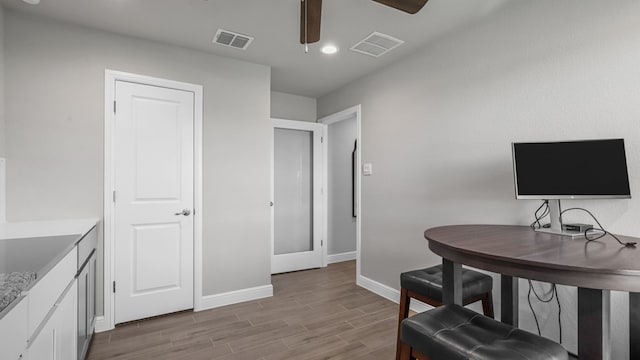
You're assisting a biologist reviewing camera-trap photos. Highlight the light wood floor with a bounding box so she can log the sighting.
[87,261,398,360]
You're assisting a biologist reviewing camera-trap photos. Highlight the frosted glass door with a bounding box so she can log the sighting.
[272,119,324,274]
[274,128,313,255]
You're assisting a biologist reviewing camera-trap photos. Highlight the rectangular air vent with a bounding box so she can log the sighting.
[350,32,404,58]
[213,29,254,50]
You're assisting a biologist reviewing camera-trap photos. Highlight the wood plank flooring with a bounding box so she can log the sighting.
[87,261,398,360]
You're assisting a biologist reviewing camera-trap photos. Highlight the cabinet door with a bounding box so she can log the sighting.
[28,248,77,337]
[88,253,96,332]
[0,298,28,360]
[77,268,87,357]
[28,281,77,360]
[28,320,54,360]
[55,280,77,360]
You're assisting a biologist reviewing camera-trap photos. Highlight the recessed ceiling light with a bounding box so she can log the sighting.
[21,0,40,4]
[321,45,339,55]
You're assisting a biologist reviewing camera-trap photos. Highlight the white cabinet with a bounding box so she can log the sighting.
[77,251,96,359]
[27,281,77,360]
[77,226,97,360]
[27,249,77,336]
[0,298,28,360]
[0,221,97,360]
[26,247,78,360]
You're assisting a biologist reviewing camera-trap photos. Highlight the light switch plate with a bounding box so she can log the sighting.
[363,163,373,176]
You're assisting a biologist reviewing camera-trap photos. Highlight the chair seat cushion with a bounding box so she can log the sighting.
[401,265,492,301]
[401,304,568,360]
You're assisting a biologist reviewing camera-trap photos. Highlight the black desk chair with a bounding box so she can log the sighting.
[396,265,494,359]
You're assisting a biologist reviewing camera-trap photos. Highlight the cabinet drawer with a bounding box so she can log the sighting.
[27,247,77,337]
[0,297,27,360]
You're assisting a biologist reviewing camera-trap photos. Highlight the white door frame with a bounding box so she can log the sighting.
[317,105,362,278]
[270,118,325,273]
[100,70,203,331]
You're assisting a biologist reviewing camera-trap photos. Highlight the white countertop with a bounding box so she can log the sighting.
[0,218,99,240]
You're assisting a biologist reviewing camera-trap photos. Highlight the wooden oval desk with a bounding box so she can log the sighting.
[424,224,640,360]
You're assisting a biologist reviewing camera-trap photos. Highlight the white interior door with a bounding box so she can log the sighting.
[114,80,194,324]
[272,119,324,274]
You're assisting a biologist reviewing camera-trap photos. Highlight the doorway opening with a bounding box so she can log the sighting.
[318,105,362,279]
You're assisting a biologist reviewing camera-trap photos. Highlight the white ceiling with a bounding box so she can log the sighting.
[0,0,507,98]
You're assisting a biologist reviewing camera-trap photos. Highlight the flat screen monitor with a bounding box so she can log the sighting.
[512,139,631,199]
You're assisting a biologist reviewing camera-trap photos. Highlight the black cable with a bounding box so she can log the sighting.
[539,207,550,228]
[530,200,550,229]
[560,207,637,247]
[529,280,555,303]
[527,280,562,344]
[527,282,542,336]
[532,201,548,229]
[555,285,562,344]
[530,201,545,229]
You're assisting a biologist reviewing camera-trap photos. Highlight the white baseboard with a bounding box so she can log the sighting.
[357,274,432,313]
[197,284,273,312]
[94,285,273,332]
[327,251,357,264]
[94,316,111,333]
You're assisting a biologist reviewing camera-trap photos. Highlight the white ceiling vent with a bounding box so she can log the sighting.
[350,32,404,58]
[213,29,254,50]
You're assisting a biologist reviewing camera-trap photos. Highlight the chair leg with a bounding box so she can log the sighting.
[396,288,411,360]
[399,341,412,360]
[482,292,495,319]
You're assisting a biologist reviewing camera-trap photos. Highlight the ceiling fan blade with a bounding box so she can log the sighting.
[372,0,429,14]
[300,0,322,44]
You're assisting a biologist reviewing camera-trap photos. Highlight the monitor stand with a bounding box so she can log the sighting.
[533,199,585,238]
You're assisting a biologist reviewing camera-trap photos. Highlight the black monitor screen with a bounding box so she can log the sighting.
[512,139,631,199]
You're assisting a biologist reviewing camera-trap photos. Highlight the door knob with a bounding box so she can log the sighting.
[174,209,191,216]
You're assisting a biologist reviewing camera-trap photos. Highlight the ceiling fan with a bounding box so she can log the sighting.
[300,0,429,46]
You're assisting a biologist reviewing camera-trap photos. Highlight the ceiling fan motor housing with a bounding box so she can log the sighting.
[300,0,322,44]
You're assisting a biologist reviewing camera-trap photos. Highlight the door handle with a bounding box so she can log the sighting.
[174,209,191,216]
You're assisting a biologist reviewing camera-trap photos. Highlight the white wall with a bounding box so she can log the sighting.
[0,7,5,222]
[4,11,272,315]
[271,91,316,122]
[327,116,357,255]
[318,1,640,358]
[0,5,4,157]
